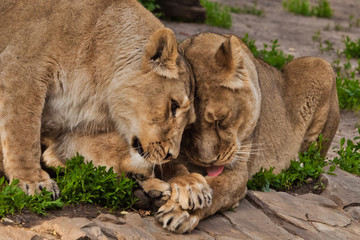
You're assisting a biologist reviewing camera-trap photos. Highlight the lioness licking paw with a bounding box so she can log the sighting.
[0,0,195,197]
[156,33,340,233]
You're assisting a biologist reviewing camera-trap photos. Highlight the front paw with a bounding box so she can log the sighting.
[155,200,200,233]
[16,171,60,200]
[170,173,212,211]
[134,177,171,209]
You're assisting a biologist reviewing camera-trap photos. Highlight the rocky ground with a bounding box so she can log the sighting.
[1,0,359,239]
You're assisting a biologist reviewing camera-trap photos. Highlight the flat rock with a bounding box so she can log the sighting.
[345,206,360,222]
[0,225,45,240]
[321,168,360,207]
[247,190,359,239]
[222,198,300,240]
[197,212,252,240]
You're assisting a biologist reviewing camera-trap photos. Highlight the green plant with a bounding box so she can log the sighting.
[230,3,264,16]
[312,0,333,18]
[321,40,334,53]
[138,0,161,13]
[312,31,334,53]
[349,15,360,29]
[282,0,311,16]
[0,177,63,218]
[247,135,330,192]
[343,36,360,59]
[241,34,294,70]
[282,0,332,18]
[336,71,360,111]
[55,154,137,209]
[330,129,360,176]
[200,0,232,29]
[312,30,322,42]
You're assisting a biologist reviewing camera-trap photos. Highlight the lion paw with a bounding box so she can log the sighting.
[169,173,212,211]
[17,174,60,200]
[134,177,171,209]
[155,200,200,233]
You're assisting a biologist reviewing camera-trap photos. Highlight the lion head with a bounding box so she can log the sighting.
[107,28,195,171]
[180,33,261,176]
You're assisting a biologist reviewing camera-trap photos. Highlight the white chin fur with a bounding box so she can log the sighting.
[129,150,153,172]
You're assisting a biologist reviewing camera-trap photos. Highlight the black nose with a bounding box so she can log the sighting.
[164,151,172,160]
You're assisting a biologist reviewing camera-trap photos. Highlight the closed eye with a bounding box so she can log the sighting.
[215,120,226,130]
[171,99,180,117]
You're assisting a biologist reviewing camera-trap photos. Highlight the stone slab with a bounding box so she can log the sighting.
[321,168,360,207]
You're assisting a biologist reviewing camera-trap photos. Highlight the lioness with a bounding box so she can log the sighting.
[155,33,340,233]
[0,0,196,197]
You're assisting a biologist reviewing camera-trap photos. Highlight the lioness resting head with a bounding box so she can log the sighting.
[0,0,195,197]
[155,33,340,233]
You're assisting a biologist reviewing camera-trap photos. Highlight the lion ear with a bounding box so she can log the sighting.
[143,28,179,79]
[214,36,248,90]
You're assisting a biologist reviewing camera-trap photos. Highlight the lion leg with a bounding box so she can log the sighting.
[0,65,59,198]
[43,132,141,176]
[283,57,340,156]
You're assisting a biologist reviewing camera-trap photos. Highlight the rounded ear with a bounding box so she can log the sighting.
[143,28,179,79]
[215,36,249,90]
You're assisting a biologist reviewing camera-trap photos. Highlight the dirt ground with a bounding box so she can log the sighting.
[164,0,360,159]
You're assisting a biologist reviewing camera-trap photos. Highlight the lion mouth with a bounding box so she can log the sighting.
[131,136,144,156]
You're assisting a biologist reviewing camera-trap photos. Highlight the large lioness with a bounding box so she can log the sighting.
[0,0,196,197]
[155,33,340,233]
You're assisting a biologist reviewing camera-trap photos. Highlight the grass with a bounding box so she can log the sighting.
[312,31,334,53]
[0,178,63,217]
[247,135,330,192]
[241,34,294,70]
[230,3,264,16]
[282,0,333,18]
[330,129,360,176]
[55,154,137,208]
[332,37,360,111]
[200,0,232,29]
[248,128,360,192]
[336,71,360,111]
[138,0,160,16]
[0,154,137,218]
[343,37,360,59]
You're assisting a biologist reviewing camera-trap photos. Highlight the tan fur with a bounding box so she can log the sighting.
[156,33,340,233]
[0,0,195,196]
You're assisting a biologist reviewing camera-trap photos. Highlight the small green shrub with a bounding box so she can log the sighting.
[330,130,360,176]
[282,0,332,18]
[282,0,312,16]
[138,0,161,13]
[200,0,232,29]
[0,177,63,218]
[312,0,333,18]
[312,31,334,53]
[343,37,360,59]
[55,154,137,209]
[230,3,264,16]
[0,154,138,218]
[336,71,360,111]
[247,135,329,192]
[349,15,360,29]
[241,34,294,70]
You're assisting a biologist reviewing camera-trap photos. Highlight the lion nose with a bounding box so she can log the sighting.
[164,151,172,160]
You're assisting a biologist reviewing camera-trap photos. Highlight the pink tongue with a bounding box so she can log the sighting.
[206,165,225,177]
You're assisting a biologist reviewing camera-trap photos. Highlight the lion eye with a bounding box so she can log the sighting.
[171,99,180,117]
[215,120,224,130]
